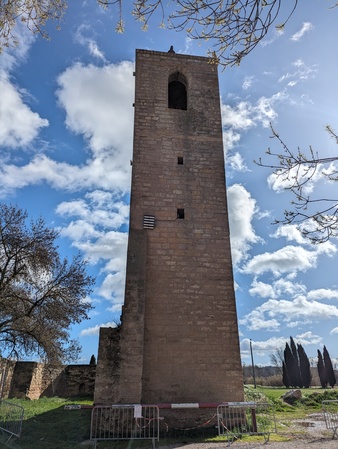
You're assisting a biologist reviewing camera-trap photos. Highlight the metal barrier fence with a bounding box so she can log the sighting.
[0,400,24,443]
[0,369,6,400]
[217,402,276,445]
[90,404,160,448]
[323,400,338,438]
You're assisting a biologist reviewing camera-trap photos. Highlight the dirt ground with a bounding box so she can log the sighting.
[158,439,338,449]
[156,412,338,449]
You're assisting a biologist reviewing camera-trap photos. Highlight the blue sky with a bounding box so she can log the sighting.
[1,1,338,367]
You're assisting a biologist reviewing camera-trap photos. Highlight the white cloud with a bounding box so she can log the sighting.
[59,209,128,265]
[183,37,193,54]
[226,152,248,172]
[222,129,241,152]
[56,61,134,157]
[239,309,280,331]
[0,61,135,196]
[295,331,321,346]
[261,27,284,47]
[249,276,306,300]
[241,336,288,358]
[241,296,338,331]
[278,59,318,86]
[88,41,106,61]
[308,288,338,301]
[242,76,255,90]
[74,24,107,61]
[0,74,48,148]
[227,184,261,266]
[57,191,129,308]
[0,154,131,196]
[273,277,307,297]
[57,192,129,231]
[243,245,318,276]
[222,102,254,130]
[80,321,118,337]
[0,21,36,73]
[99,270,126,305]
[222,92,286,132]
[221,92,288,154]
[272,224,308,244]
[241,333,321,359]
[290,22,314,42]
[72,231,128,266]
[249,278,276,299]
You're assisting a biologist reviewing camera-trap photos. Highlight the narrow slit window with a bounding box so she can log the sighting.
[177,156,184,165]
[177,209,185,219]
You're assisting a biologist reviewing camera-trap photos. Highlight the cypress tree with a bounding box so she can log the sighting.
[290,336,303,387]
[282,361,290,388]
[317,349,328,388]
[297,344,312,388]
[284,341,300,387]
[323,346,336,388]
[284,337,302,387]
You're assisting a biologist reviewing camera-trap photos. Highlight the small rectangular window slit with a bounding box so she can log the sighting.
[177,156,184,165]
[177,209,185,219]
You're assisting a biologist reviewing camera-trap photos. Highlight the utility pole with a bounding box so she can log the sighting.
[250,339,257,389]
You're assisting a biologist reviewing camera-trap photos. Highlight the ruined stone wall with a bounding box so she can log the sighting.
[94,327,121,403]
[0,360,95,400]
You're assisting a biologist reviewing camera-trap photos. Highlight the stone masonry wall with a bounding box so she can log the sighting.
[0,359,95,400]
[94,49,244,408]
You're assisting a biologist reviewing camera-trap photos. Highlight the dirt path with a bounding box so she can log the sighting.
[157,439,337,449]
[156,412,337,449]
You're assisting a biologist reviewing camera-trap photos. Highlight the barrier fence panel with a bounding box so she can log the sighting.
[323,400,338,438]
[90,405,160,448]
[0,369,6,400]
[217,402,276,445]
[0,400,24,443]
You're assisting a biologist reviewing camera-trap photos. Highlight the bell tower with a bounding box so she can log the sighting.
[94,49,243,407]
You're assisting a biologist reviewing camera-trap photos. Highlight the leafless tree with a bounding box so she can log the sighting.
[1,0,299,67]
[0,203,94,363]
[269,346,284,373]
[0,0,66,53]
[255,125,338,244]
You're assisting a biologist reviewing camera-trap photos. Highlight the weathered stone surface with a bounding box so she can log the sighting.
[94,49,244,409]
[282,389,302,404]
[0,359,95,400]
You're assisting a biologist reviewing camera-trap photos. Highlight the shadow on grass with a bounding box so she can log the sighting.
[0,404,92,449]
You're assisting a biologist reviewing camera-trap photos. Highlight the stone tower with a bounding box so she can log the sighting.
[94,49,243,406]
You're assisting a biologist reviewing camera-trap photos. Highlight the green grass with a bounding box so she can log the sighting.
[1,388,337,448]
[0,397,93,449]
[253,385,338,409]
[246,385,338,435]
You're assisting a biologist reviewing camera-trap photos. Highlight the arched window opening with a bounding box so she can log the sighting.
[168,72,187,110]
[79,383,86,395]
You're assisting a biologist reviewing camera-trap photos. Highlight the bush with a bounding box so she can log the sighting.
[245,375,285,387]
[300,389,338,406]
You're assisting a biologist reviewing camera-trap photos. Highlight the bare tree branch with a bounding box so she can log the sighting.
[255,124,338,243]
[1,0,300,68]
[0,203,94,363]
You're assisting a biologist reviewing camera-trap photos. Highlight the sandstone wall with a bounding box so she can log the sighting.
[94,49,244,408]
[0,359,95,400]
